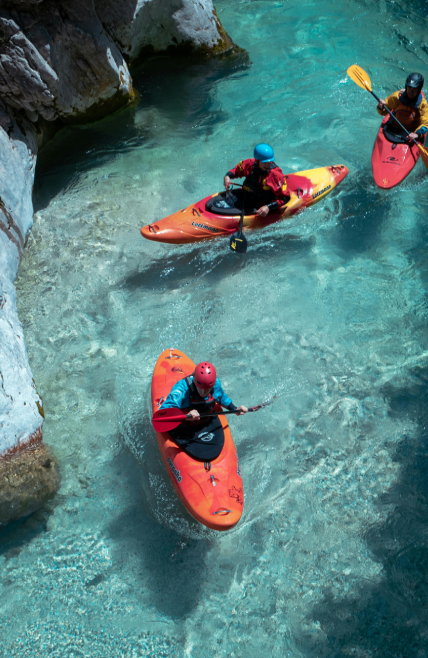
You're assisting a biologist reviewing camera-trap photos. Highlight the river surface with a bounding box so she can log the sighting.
[3,0,428,656]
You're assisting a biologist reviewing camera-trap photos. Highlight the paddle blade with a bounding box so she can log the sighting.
[229,233,248,253]
[152,407,187,432]
[347,64,372,92]
[250,395,277,412]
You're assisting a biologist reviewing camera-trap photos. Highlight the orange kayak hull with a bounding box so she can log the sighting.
[151,348,244,531]
[141,165,349,244]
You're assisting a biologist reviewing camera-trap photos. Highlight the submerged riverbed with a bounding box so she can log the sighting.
[3,0,428,656]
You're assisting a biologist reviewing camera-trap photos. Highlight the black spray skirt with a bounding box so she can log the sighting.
[170,417,225,461]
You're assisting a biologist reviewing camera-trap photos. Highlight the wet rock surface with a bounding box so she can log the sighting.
[0,0,133,122]
[94,0,234,60]
[0,102,43,458]
[0,434,60,526]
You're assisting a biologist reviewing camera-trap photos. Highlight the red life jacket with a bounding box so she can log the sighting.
[243,161,281,205]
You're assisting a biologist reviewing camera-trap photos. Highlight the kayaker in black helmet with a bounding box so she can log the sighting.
[224,144,290,218]
[377,72,428,142]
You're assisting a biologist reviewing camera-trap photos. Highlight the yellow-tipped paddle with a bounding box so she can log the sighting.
[347,64,428,168]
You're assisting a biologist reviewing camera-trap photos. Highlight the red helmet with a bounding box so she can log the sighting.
[193,362,217,389]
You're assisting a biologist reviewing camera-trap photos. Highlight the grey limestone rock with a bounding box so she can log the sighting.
[0,0,133,121]
[0,102,45,454]
[0,0,232,124]
[94,0,231,60]
[0,104,58,520]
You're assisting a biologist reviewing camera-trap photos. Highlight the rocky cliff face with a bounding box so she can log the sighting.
[0,0,234,123]
[0,0,235,524]
[0,0,133,122]
[94,0,232,60]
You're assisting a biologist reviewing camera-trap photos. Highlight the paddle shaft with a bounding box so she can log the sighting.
[369,89,420,148]
[154,408,257,423]
[237,189,246,237]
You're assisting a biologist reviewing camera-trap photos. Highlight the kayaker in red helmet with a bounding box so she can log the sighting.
[377,72,428,142]
[161,362,248,421]
[224,144,290,218]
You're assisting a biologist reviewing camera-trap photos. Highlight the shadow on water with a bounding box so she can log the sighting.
[332,174,391,258]
[299,357,428,651]
[107,443,211,619]
[0,505,53,559]
[122,233,316,293]
[34,52,250,213]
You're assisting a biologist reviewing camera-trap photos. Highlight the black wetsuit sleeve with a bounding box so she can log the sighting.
[225,171,235,178]
[268,201,279,211]
[226,402,238,411]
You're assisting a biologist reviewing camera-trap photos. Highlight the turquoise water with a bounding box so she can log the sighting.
[3,0,428,655]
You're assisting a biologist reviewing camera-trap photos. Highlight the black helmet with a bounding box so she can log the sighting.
[405,72,424,89]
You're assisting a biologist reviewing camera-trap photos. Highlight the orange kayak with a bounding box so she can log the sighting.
[151,348,244,531]
[141,165,348,244]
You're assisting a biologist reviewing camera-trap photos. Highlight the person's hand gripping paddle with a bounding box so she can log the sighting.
[347,64,428,168]
[229,189,247,253]
[152,397,276,433]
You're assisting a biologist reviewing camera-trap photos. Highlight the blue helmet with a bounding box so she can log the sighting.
[254,143,274,163]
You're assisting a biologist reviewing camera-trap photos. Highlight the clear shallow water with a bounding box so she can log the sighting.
[4,0,428,656]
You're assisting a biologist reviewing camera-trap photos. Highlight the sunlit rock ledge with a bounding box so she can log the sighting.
[0,0,236,525]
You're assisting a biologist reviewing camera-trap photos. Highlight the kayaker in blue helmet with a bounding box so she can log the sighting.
[224,144,289,218]
[377,72,428,142]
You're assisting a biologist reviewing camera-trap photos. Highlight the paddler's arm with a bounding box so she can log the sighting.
[224,172,234,191]
[161,380,204,421]
[377,91,400,115]
[160,380,191,412]
[224,159,254,190]
[412,101,428,142]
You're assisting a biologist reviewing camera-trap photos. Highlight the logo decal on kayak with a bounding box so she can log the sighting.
[383,157,400,165]
[191,221,221,233]
[229,485,244,505]
[167,457,182,483]
[171,366,185,374]
[312,184,331,200]
[198,431,214,442]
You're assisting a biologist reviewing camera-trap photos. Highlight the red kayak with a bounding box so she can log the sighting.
[372,116,423,188]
